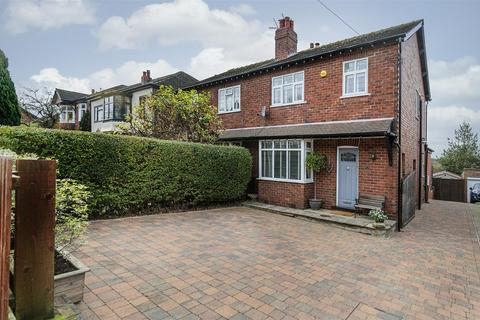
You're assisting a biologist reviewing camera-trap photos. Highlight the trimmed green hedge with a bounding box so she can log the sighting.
[0,126,252,217]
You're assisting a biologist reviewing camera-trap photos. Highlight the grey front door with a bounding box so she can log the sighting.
[337,148,359,209]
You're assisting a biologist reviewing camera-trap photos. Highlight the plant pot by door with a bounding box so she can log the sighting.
[309,199,323,210]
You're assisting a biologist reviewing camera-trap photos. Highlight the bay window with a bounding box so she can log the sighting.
[343,58,368,97]
[218,85,240,113]
[59,106,75,123]
[259,139,313,183]
[272,71,304,106]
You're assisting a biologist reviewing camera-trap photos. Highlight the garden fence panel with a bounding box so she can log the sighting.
[0,157,12,320]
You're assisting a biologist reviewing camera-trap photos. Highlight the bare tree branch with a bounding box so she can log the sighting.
[19,87,59,128]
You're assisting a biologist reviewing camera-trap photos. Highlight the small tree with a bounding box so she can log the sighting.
[19,87,60,128]
[79,110,91,131]
[305,152,328,200]
[119,85,222,143]
[0,49,21,126]
[439,122,480,174]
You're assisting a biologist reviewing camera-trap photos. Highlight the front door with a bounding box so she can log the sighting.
[337,148,359,209]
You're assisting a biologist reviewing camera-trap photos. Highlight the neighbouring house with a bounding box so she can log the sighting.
[52,71,197,132]
[188,17,432,223]
[52,89,89,130]
[19,106,39,126]
[433,170,462,180]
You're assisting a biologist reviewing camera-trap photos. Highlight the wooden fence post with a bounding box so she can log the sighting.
[0,157,12,320]
[14,160,56,320]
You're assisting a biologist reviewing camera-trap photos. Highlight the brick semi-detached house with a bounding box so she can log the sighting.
[187,18,432,226]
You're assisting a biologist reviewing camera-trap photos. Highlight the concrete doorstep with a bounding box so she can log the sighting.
[243,201,396,238]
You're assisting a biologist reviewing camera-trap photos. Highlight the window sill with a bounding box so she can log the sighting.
[270,101,307,108]
[218,110,241,115]
[257,177,313,184]
[340,93,370,99]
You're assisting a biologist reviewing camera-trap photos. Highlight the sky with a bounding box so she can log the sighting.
[1,0,479,155]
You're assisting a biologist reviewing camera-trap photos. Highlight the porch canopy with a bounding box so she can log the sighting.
[219,118,395,141]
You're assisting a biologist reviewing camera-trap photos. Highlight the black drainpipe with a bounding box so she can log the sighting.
[396,39,403,231]
[418,96,423,210]
[424,101,429,202]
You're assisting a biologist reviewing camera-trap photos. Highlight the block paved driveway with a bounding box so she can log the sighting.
[77,201,480,319]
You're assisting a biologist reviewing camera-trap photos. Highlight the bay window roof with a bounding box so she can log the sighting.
[219,118,394,141]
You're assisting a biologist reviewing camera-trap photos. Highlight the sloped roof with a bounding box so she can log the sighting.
[432,171,462,180]
[120,71,198,93]
[55,88,88,103]
[189,20,429,99]
[219,118,394,140]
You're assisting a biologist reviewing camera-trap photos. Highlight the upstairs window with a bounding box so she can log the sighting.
[343,58,368,96]
[218,85,240,114]
[272,71,304,106]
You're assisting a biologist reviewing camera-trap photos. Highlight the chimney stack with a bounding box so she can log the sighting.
[310,43,314,49]
[275,16,297,60]
[141,70,152,84]
[91,89,95,94]
[315,42,320,48]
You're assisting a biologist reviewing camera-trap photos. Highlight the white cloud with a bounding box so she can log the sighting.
[428,57,480,155]
[96,0,274,79]
[30,59,178,93]
[229,3,257,16]
[428,105,480,156]
[429,56,480,108]
[5,0,95,33]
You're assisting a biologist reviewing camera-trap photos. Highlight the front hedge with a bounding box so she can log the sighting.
[0,126,252,217]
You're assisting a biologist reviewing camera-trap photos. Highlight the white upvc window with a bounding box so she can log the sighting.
[94,105,104,122]
[272,71,304,107]
[59,106,75,123]
[218,85,240,114]
[78,103,87,122]
[342,58,368,97]
[104,96,114,120]
[259,139,313,183]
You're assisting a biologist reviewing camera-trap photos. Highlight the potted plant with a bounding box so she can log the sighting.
[368,209,388,228]
[54,178,91,303]
[305,152,328,210]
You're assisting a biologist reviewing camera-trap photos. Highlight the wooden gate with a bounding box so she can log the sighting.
[0,157,12,320]
[0,157,56,320]
[433,178,466,202]
[401,171,416,228]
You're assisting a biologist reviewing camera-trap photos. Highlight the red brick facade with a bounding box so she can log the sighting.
[198,20,429,219]
[400,33,428,209]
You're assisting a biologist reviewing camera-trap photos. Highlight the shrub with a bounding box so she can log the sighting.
[0,126,252,217]
[2,148,90,252]
[56,179,90,254]
[369,209,388,223]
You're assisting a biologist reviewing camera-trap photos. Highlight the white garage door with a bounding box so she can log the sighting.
[467,178,480,203]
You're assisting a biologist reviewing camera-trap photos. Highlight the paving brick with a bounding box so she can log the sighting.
[77,202,480,319]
